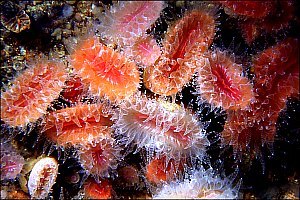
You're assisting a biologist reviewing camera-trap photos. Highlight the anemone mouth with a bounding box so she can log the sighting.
[196,50,253,110]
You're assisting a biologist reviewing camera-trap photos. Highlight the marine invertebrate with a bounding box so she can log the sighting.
[123,34,161,67]
[0,141,25,180]
[77,132,121,179]
[60,75,88,104]
[27,157,59,199]
[68,35,140,102]
[195,50,254,110]
[0,1,31,33]
[117,165,141,187]
[236,0,295,44]
[144,8,216,96]
[97,1,165,47]
[145,156,184,185]
[41,103,114,148]
[0,57,67,127]
[113,94,209,163]
[222,38,299,156]
[83,178,112,199]
[220,1,275,19]
[153,167,240,199]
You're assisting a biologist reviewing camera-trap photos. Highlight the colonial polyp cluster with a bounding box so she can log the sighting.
[0,1,298,199]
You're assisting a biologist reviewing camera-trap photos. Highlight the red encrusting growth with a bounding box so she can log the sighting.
[69,36,140,102]
[98,1,164,47]
[196,50,253,110]
[1,59,67,127]
[42,103,114,148]
[84,178,112,199]
[144,9,216,96]
[222,38,299,156]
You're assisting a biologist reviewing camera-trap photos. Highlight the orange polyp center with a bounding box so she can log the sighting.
[212,64,241,101]
[93,61,123,84]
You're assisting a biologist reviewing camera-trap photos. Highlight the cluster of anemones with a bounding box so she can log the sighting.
[0,1,298,199]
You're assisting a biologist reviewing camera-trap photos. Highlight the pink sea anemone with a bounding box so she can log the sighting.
[0,142,25,181]
[97,1,165,47]
[112,94,209,163]
[196,50,254,110]
[27,157,58,199]
[1,57,67,127]
[143,9,216,96]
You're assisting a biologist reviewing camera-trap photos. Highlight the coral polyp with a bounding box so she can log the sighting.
[1,58,67,127]
[123,34,161,67]
[196,50,254,110]
[153,167,240,199]
[220,1,275,19]
[97,1,165,47]
[113,94,209,162]
[78,132,121,179]
[69,36,140,102]
[83,178,113,199]
[27,157,58,199]
[0,1,299,199]
[0,141,25,181]
[144,8,216,96]
[222,38,299,156]
[145,156,184,185]
[42,103,114,148]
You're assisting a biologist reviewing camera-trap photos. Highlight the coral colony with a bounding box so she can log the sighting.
[0,1,299,199]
